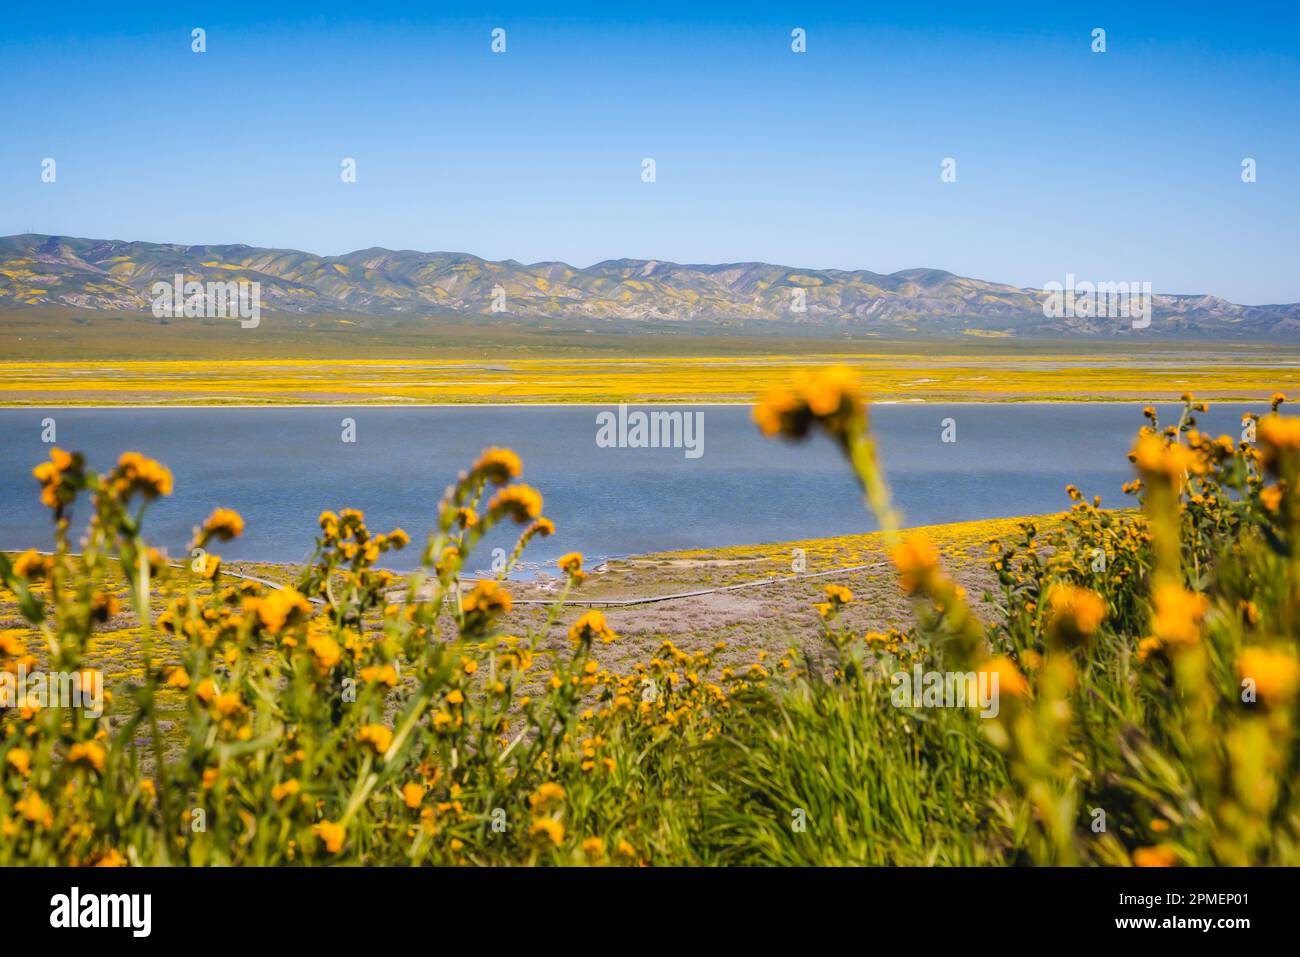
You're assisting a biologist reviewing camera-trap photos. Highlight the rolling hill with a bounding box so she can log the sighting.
[2,233,1298,339]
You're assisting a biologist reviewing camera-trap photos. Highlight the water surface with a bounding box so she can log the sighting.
[0,404,1258,575]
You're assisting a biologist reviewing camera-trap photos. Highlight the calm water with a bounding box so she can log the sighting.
[0,404,1260,575]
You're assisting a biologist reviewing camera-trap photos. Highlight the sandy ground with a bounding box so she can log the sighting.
[2,515,1034,703]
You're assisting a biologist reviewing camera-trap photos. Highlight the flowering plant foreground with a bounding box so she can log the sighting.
[1,379,1298,866]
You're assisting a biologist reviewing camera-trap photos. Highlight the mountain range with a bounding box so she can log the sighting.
[3,233,1298,338]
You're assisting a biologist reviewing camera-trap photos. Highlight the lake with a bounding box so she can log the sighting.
[0,403,1260,575]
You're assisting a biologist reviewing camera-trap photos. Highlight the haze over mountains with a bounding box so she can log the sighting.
[2,234,1298,339]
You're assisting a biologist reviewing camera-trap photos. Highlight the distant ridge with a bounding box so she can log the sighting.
[2,233,1298,338]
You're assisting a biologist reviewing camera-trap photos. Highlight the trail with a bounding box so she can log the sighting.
[503,560,889,607]
[24,551,889,610]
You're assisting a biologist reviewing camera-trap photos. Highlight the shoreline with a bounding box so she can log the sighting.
[0,397,1279,410]
[0,511,1075,576]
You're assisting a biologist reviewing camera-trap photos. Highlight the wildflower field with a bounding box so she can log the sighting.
[2,371,1298,866]
[3,326,1300,405]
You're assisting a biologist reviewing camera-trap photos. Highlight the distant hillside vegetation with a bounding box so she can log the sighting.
[3,234,1298,338]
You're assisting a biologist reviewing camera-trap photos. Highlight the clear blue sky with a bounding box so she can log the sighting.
[3,1,1297,302]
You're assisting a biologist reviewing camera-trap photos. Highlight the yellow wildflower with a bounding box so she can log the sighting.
[1149,584,1209,649]
[316,820,346,853]
[1238,647,1299,705]
[980,656,1029,699]
[891,536,940,595]
[471,447,523,485]
[1132,845,1178,867]
[6,749,31,776]
[568,610,617,645]
[1046,583,1105,649]
[307,629,342,672]
[111,451,173,500]
[487,484,544,523]
[530,817,565,845]
[357,724,394,755]
[271,779,301,802]
[558,552,585,580]
[68,741,106,772]
[199,507,244,543]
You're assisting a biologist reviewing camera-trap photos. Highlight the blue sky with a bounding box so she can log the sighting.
[2,1,1298,302]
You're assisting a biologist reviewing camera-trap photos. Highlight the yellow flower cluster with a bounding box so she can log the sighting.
[568,610,617,645]
[1045,583,1105,650]
[110,451,174,501]
[32,448,86,511]
[753,365,866,446]
[487,484,544,524]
